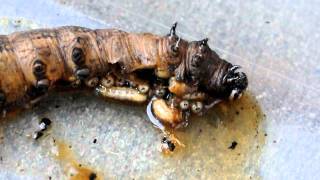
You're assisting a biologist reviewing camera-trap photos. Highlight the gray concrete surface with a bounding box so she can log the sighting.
[0,0,319,179]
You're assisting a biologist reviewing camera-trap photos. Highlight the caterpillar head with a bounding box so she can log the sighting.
[174,37,248,101]
[223,65,248,100]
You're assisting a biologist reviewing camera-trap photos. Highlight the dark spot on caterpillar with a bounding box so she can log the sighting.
[72,47,85,65]
[33,60,46,78]
[228,141,238,150]
[89,172,97,180]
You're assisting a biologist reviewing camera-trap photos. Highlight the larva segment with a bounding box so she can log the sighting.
[55,26,108,82]
[10,29,65,92]
[95,29,185,77]
[0,35,27,105]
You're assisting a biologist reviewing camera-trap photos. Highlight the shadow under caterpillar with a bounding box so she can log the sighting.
[0,23,248,152]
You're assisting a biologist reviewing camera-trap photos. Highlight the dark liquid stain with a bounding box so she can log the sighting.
[54,140,102,180]
[149,92,266,178]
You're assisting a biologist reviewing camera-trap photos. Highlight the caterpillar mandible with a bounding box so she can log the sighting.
[0,23,248,150]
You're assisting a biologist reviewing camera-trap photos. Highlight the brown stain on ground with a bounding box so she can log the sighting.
[147,92,266,179]
[54,140,102,180]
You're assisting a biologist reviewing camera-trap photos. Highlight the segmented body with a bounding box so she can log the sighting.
[0,24,248,131]
[0,26,180,108]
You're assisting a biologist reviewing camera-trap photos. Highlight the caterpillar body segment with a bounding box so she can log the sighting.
[0,23,248,137]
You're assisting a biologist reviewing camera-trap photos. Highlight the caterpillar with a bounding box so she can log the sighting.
[0,23,248,150]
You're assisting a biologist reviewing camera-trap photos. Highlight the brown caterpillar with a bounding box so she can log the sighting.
[0,23,247,150]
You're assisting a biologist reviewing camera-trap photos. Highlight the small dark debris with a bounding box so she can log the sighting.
[39,117,52,131]
[49,176,52,180]
[0,156,3,161]
[238,153,241,156]
[256,145,259,149]
[235,111,240,115]
[228,141,238,150]
[78,164,82,167]
[161,137,167,143]
[199,129,202,133]
[273,140,277,143]
[240,106,244,110]
[33,131,44,140]
[89,172,97,180]
[40,118,51,125]
[265,21,270,24]
[93,138,97,144]
[161,137,175,151]
[167,141,175,151]
[264,133,268,137]
[55,105,60,108]
[69,145,72,149]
